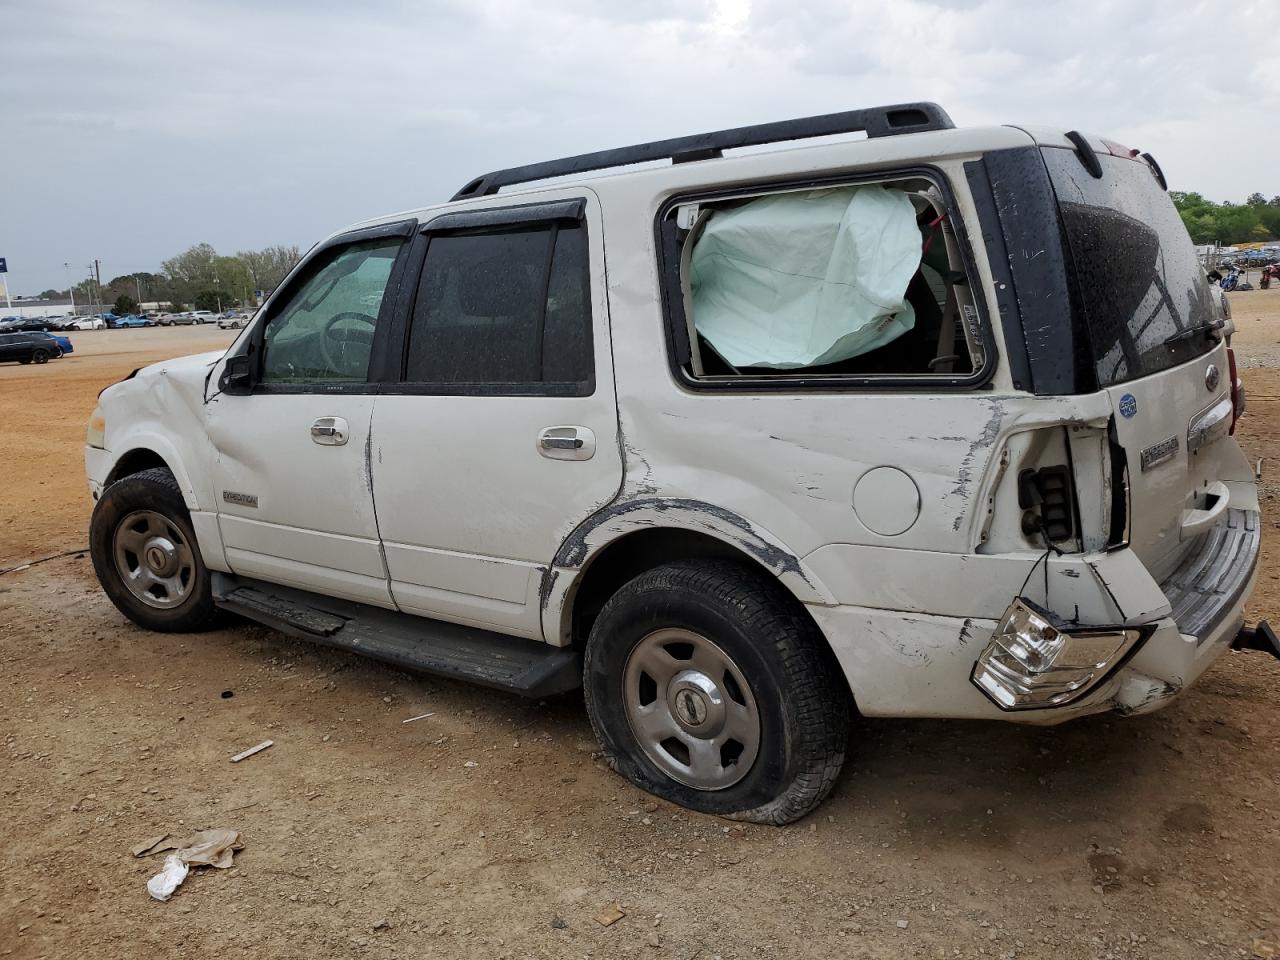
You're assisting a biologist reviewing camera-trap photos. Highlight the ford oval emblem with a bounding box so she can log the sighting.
[1119,393,1138,418]
[1205,364,1220,392]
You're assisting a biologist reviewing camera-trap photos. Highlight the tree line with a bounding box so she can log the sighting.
[36,242,301,315]
[1172,192,1280,246]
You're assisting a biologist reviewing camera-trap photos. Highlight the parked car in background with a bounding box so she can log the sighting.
[157,313,196,326]
[113,314,151,328]
[5,317,60,332]
[0,332,59,364]
[72,316,107,331]
[188,310,218,324]
[28,331,74,356]
[217,312,251,329]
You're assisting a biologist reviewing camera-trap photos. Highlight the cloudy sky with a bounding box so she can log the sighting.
[2,0,1277,294]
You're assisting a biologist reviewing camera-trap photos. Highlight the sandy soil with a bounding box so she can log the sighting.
[2,304,1280,960]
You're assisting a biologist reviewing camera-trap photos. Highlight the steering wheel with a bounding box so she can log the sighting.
[318,311,377,375]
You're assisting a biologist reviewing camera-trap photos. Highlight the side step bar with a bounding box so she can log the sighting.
[1233,620,1280,661]
[212,574,582,697]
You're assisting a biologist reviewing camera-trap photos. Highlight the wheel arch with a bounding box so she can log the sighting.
[103,441,198,510]
[541,499,837,651]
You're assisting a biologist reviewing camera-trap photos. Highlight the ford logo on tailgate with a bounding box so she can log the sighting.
[1119,393,1138,418]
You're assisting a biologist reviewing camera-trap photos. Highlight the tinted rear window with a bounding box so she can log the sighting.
[1042,147,1217,387]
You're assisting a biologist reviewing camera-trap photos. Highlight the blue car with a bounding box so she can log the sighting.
[28,331,74,357]
[113,314,150,328]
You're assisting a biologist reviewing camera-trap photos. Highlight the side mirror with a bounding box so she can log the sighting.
[219,354,253,395]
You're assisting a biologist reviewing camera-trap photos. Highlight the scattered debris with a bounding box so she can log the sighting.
[130,834,173,858]
[220,690,234,699]
[1255,938,1279,959]
[463,760,479,768]
[231,740,274,763]
[595,903,626,927]
[402,712,435,724]
[550,916,568,930]
[896,919,910,929]
[147,856,188,902]
[145,829,243,901]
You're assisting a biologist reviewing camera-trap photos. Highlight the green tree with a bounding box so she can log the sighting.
[37,288,63,300]
[213,256,253,307]
[236,244,301,299]
[113,294,139,316]
[1246,192,1268,207]
[193,290,222,312]
[162,243,219,303]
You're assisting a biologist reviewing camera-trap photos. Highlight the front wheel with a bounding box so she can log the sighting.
[583,560,850,824]
[89,467,216,632]
[31,348,50,364]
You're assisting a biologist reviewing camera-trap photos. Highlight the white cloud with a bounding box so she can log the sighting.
[1,0,1276,290]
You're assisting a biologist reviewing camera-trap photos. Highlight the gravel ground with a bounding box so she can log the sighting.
[2,301,1280,960]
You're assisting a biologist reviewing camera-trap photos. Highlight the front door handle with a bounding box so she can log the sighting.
[310,416,349,446]
[538,425,595,461]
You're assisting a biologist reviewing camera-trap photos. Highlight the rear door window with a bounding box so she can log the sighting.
[404,223,594,393]
[1041,148,1218,387]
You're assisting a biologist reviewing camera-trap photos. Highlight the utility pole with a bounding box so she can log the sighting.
[94,259,102,311]
[65,262,76,314]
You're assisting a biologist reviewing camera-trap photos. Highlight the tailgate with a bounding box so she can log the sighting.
[1106,343,1234,580]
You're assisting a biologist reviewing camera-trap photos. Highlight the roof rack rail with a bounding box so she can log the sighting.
[450,102,954,201]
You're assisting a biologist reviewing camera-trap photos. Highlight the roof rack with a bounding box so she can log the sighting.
[450,102,954,201]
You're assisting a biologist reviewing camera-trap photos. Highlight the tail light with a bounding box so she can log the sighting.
[1228,347,1244,434]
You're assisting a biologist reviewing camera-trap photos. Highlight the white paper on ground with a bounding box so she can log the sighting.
[146,854,189,901]
[689,184,921,369]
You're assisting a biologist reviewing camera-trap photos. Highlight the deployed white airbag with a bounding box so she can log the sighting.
[689,184,922,369]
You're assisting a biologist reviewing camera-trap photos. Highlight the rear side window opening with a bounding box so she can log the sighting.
[657,172,991,389]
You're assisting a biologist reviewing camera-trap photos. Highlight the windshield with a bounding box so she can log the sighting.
[1042,147,1217,388]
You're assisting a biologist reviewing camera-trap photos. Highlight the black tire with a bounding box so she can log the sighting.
[583,560,850,824]
[89,467,217,632]
[31,349,50,364]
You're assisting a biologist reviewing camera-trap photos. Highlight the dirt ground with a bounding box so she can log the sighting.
[3,304,1280,960]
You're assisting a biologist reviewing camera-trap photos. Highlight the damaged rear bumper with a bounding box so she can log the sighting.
[811,509,1261,724]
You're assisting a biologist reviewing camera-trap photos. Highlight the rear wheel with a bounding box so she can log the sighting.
[583,560,850,824]
[90,467,216,632]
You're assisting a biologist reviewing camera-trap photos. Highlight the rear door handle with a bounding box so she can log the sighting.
[538,425,595,460]
[310,416,349,446]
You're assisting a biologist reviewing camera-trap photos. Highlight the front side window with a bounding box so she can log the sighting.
[404,222,593,391]
[260,238,402,384]
[663,176,983,384]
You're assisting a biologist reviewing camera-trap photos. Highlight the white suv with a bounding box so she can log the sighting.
[84,104,1272,823]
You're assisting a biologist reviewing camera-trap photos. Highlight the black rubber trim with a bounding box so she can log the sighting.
[964,158,1033,393]
[1065,131,1103,179]
[1141,152,1168,191]
[423,198,585,233]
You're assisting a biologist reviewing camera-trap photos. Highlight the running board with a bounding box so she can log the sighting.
[211,574,581,697]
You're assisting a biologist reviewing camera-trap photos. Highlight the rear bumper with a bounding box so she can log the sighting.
[813,509,1261,724]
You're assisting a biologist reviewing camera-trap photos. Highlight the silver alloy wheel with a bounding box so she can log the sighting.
[623,628,760,791]
[112,509,195,609]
